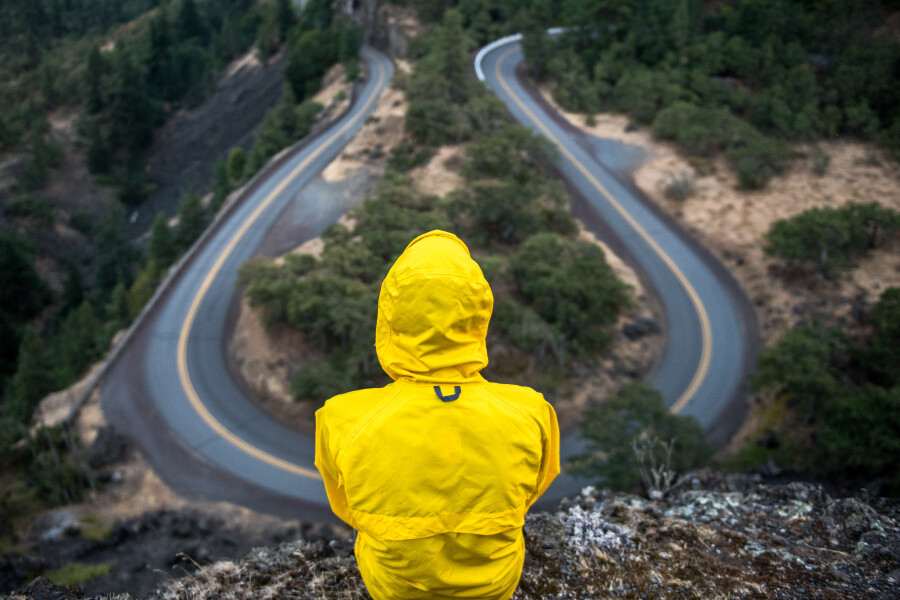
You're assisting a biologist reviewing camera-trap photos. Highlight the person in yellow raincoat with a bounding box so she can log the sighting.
[315,230,560,600]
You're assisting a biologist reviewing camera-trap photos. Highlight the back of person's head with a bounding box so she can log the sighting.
[375,230,493,383]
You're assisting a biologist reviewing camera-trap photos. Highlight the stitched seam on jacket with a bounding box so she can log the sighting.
[483,383,545,498]
[341,381,409,455]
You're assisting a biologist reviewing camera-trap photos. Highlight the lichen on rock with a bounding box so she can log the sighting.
[7,470,900,600]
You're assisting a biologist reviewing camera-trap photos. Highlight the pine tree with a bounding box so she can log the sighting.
[56,301,101,383]
[0,233,51,320]
[7,327,54,423]
[175,188,206,249]
[145,8,174,100]
[275,0,296,39]
[521,0,553,83]
[105,281,131,327]
[0,312,19,384]
[227,147,246,183]
[176,0,206,43]
[435,9,470,104]
[86,119,111,175]
[670,0,690,51]
[86,46,106,113]
[211,155,231,212]
[108,49,157,156]
[149,212,177,269]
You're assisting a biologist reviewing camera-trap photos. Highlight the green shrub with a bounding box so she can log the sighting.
[764,202,900,277]
[510,234,632,356]
[492,299,567,366]
[569,383,712,492]
[387,141,432,172]
[5,194,54,228]
[292,359,358,404]
[227,147,246,183]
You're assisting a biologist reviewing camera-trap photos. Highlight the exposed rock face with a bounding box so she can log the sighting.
[9,470,898,599]
[342,0,420,58]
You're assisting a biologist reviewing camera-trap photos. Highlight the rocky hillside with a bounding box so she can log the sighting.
[6,469,898,600]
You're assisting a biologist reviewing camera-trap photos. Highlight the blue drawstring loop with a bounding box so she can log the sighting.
[434,385,461,402]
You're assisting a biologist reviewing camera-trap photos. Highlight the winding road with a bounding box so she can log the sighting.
[99,41,757,520]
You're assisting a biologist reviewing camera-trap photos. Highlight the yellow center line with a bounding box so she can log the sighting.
[176,50,388,479]
[494,46,712,414]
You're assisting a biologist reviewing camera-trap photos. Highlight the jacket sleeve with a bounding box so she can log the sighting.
[314,408,354,527]
[527,401,561,509]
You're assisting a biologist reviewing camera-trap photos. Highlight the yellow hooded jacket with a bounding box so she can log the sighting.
[315,231,560,600]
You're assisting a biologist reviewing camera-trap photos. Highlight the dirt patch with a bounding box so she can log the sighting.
[321,84,407,182]
[227,298,322,436]
[408,143,467,196]
[311,64,352,112]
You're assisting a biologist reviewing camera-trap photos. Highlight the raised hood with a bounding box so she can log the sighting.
[375,230,493,383]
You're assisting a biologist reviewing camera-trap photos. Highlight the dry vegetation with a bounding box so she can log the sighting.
[541,90,900,347]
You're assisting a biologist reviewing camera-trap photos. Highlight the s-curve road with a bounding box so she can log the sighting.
[100,37,757,519]
[476,38,759,460]
[101,46,393,519]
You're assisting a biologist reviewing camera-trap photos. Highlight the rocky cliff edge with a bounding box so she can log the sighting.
[6,469,899,600]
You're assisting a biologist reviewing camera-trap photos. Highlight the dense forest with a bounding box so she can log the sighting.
[523,0,900,189]
[0,0,361,530]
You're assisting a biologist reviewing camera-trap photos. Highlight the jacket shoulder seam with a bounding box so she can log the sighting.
[341,383,408,455]
[483,383,541,431]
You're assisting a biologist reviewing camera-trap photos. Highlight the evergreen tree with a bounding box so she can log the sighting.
[105,281,132,326]
[864,287,900,387]
[22,133,52,190]
[107,49,158,156]
[227,147,246,182]
[669,0,690,51]
[56,301,101,383]
[7,327,53,423]
[149,212,177,268]
[93,206,139,296]
[176,0,206,43]
[0,233,52,320]
[59,259,85,318]
[521,0,553,83]
[175,187,206,249]
[275,0,297,38]
[118,153,147,206]
[145,8,175,101]
[435,9,470,105]
[86,119,111,175]
[211,155,231,212]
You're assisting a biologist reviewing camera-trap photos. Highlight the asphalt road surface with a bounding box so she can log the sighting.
[100,40,758,520]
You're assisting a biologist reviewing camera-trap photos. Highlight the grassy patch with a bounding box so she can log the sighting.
[44,562,111,586]
[80,514,114,541]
